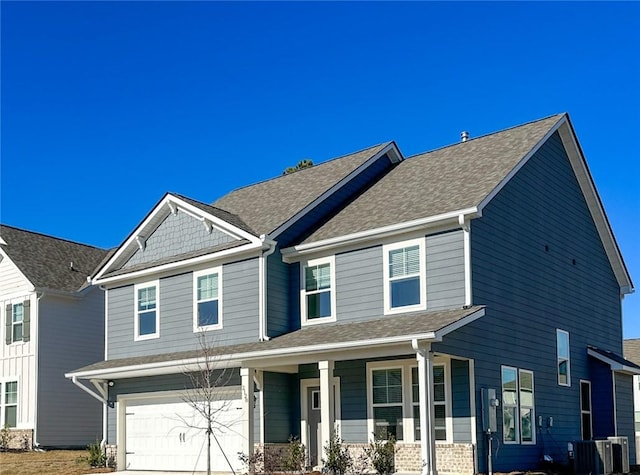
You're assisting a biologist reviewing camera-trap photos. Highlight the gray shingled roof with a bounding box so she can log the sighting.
[590,345,640,371]
[171,193,256,236]
[70,305,484,375]
[0,225,110,292]
[212,142,391,236]
[302,114,564,244]
[624,339,640,366]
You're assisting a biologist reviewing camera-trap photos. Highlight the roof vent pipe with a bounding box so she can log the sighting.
[461,131,470,142]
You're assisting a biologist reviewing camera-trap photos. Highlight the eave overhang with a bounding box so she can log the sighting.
[588,346,640,375]
[66,306,485,381]
[281,207,480,261]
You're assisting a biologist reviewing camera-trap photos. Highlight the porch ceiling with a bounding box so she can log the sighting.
[67,305,485,379]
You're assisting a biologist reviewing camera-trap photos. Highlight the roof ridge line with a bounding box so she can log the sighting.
[215,141,392,197]
[405,113,566,160]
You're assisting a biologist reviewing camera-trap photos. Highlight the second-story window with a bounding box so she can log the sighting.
[134,281,159,341]
[383,239,426,314]
[301,256,335,325]
[194,267,222,331]
[12,303,24,343]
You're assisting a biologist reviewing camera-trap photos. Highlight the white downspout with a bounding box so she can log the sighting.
[33,292,44,449]
[458,214,472,308]
[259,235,277,341]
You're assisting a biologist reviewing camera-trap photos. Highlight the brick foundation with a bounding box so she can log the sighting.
[1,428,33,450]
[105,444,117,468]
[393,443,475,475]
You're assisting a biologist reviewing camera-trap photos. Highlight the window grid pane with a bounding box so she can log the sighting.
[197,274,218,301]
[138,286,156,312]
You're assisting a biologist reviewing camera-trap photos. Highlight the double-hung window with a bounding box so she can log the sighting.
[194,267,222,331]
[301,256,335,325]
[369,359,450,444]
[12,303,23,343]
[557,329,571,386]
[383,239,426,314]
[1,381,18,428]
[371,367,404,440]
[412,365,447,441]
[501,366,535,444]
[134,281,159,341]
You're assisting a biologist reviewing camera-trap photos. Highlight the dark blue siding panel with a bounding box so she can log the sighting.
[590,359,615,439]
[451,359,472,443]
[433,132,623,472]
[264,372,298,442]
[335,360,368,442]
[615,372,636,464]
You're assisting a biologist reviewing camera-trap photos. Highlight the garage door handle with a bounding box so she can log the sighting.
[126,452,135,455]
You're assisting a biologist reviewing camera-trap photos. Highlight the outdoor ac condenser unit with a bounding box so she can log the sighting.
[573,440,613,475]
[607,436,630,474]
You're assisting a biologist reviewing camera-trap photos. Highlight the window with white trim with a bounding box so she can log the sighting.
[368,359,450,444]
[301,256,335,324]
[412,365,447,441]
[580,380,592,440]
[134,281,159,340]
[12,303,23,343]
[372,367,404,440]
[1,381,18,428]
[557,329,571,386]
[501,366,535,444]
[383,239,426,314]
[193,267,222,331]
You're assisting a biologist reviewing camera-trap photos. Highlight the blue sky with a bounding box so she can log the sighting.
[1,2,639,334]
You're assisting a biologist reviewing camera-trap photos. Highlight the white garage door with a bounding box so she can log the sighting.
[125,395,245,472]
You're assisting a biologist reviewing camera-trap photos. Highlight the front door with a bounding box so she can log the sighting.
[307,387,322,467]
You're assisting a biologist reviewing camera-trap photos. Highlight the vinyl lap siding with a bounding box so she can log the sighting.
[37,290,104,446]
[335,246,383,323]
[615,372,636,464]
[108,258,260,359]
[433,131,622,471]
[266,249,290,336]
[451,359,472,443]
[426,231,465,310]
[263,372,297,442]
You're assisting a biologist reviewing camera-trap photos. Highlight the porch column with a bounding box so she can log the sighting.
[415,342,437,475]
[241,367,255,465]
[319,360,335,465]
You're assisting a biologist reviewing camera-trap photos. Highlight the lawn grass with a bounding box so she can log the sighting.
[0,449,115,475]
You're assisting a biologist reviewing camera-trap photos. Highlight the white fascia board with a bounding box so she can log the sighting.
[477,115,566,213]
[556,121,634,294]
[67,331,438,380]
[271,142,404,240]
[93,193,262,284]
[434,308,486,339]
[587,347,640,375]
[281,207,479,261]
[93,241,263,286]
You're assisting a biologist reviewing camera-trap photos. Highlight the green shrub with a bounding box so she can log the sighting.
[87,440,106,467]
[281,435,306,472]
[364,433,396,475]
[322,431,351,475]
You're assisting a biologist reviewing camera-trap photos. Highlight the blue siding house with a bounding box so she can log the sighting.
[67,114,635,474]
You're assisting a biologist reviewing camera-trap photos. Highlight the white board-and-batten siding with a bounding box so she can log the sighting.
[0,254,37,431]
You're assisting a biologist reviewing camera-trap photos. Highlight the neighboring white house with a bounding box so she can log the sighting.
[624,339,640,460]
[0,225,110,448]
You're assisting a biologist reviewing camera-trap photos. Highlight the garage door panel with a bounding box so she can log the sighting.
[125,397,244,472]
